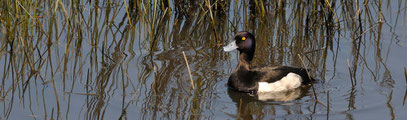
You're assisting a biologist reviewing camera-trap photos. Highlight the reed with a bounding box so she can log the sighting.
[404,67,407,105]
[182,51,194,89]
[405,67,407,85]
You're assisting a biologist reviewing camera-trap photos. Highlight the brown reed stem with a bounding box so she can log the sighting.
[404,67,407,86]
[182,51,194,89]
[297,54,318,101]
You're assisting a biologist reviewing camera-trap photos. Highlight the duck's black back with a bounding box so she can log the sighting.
[227,65,313,93]
[252,66,313,84]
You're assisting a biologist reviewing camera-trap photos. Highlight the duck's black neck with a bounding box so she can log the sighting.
[237,52,254,70]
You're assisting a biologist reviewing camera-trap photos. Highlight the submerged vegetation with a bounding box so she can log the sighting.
[0,0,406,119]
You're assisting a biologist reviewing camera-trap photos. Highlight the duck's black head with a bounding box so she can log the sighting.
[224,31,256,61]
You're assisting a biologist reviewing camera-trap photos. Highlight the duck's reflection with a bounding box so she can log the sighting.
[227,86,311,119]
[256,88,304,101]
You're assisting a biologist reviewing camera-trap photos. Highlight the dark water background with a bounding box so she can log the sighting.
[1,0,407,119]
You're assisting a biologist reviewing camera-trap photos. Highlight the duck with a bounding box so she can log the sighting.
[223,31,314,93]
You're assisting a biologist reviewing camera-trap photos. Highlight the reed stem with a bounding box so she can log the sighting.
[182,51,194,89]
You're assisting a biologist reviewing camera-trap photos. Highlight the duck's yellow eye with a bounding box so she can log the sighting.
[242,37,246,40]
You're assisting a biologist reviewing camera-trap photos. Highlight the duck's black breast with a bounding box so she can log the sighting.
[227,68,258,93]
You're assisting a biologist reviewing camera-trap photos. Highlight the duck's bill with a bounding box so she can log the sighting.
[223,40,238,52]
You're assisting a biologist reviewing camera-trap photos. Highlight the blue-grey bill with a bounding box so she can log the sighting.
[223,40,238,52]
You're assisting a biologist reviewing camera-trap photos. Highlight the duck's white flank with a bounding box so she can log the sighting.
[257,72,302,92]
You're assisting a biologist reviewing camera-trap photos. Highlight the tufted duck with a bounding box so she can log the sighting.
[223,31,314,93]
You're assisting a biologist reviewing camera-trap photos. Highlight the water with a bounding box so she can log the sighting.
[1,0,407,119]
